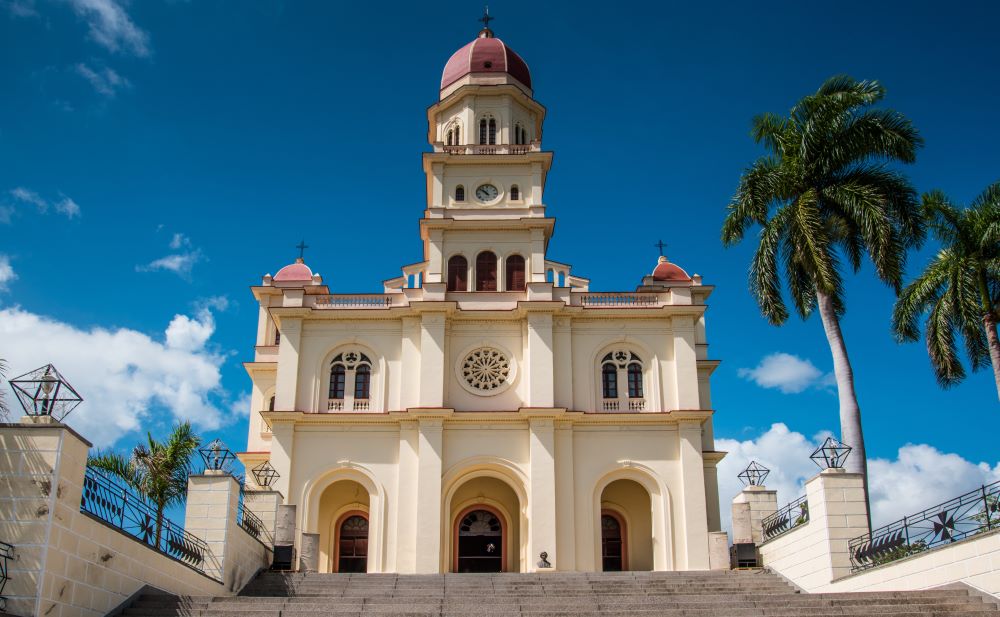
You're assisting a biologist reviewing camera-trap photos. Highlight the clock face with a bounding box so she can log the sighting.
[475,184,499,202]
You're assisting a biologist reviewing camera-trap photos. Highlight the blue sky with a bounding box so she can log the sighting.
[1,1,998,525]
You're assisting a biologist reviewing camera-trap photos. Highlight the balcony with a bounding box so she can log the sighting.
[601,398,646,412]
[576,293,661,307]
[440,144,539,155]
[326,398,372,412]
[311,295,396,309]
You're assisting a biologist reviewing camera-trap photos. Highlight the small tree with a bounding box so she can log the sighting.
[89,422,201,548]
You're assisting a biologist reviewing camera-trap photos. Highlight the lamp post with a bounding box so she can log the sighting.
[9,364,83,421]
[810,437,852,470]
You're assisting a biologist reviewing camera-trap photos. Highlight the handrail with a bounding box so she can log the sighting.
[761,494,810,541]
[849,479,1000,572]
[579,293,659,307]
[0,540,12,612]
[237,494,273,545]
[80,466,219,578]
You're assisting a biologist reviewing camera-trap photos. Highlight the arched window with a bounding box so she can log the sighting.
[627,363,643,398]
[448,255,468,291]
[488,118,497,145]
[600,351,645,411]
[514,124,523,145]
[479,119,487,145]
[510,185,519,201]
[355,364,371,400]
[505,255,525,291]
[521,127,528,145]
[274,330,281,346]
[476,251,498,291]
[268,395,275,411]
[446,129,453,145]
[455,185,465,202]
[601,363,618,399]
[330,364,346,400]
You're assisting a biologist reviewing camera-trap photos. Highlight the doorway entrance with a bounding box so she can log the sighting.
[455,508,504,572]
[336,513,369,573]
[601,511,626,571]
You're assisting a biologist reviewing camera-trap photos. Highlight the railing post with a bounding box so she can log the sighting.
[982,485,993,531]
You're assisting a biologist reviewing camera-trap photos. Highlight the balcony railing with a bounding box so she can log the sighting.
[80,466,219,578]
[579,293,659,307]
[353,399,370,412]
[849,479,1000,572]
[328,399,344,411]
[237,495,272,545]
[441,144,538,155]
[601,398,646,412]
[761,495,810,541]
[314,295,393,309]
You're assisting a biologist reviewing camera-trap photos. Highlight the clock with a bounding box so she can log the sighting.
[475,184,499,202]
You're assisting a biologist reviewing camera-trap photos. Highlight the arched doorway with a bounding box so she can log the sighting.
[601,510,627,571]
[335,512,369,573]
[454,506,505,573]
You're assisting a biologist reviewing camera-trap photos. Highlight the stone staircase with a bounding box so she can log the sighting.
[123,570,1000,617]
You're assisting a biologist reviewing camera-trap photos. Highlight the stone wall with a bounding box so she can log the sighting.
[0,420,273,617]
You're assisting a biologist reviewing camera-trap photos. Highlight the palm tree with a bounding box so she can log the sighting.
[89,422,201,548]
[722,75,924,524]
[892,184,1000,399]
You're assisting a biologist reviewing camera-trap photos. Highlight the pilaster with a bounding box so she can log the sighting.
[411,409,451,573]
[395,420,419,573]
[678,420,710,569]
[526,411,559,570]
[526,312,554,408]
[419,313,447,407]
[269,420,295,503]
[672,315,699,410]
[184,472,242,582]
[552,317,573,409]
[275,317,302,411]
[554,420,576,571]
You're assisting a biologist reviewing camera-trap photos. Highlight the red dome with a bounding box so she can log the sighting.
[274,260,313,282]
[652,257,691,282]
[441,32,532,91]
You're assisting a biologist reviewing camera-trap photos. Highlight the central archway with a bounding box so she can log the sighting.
[454,505,506,573]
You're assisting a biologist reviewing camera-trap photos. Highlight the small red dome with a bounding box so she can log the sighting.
[441,32,532,91]
[274,259,313,282]
[652,257,691,282]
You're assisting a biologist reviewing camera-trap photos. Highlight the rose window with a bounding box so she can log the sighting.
[461,347,512,393]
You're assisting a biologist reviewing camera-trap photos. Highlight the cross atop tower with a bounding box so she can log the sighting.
[296,240,309,262]
[479,6,494,30]
[654,240,667,258]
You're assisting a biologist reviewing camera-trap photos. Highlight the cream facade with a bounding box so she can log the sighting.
[238,25,724,575]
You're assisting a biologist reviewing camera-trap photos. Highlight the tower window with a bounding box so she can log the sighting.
[476,251,498,291]
[627,363,644,398]
[488,118,496,145]
[447,255,468,291]
[601,363,618,399]
[330,364,346,399]
[510,185,519,201]
[599,351,645,410]
[455,185,465,202]
[505,255,525,291]
[483,61,493,68]
[355,364,371,399]
[268,395,275,411]
[446,129,453,145]
[479,119,487,145]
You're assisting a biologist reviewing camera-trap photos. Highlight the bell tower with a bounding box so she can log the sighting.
[420,16,555,290]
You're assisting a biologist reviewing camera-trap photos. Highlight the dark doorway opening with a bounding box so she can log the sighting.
[601,512,625,571]
[456,509,504,573]
[337,514,369,573]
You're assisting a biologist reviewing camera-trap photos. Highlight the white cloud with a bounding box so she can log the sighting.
[7,187,82,220]
[75,63,130,98]
[169,233,190,250]
[11,186,48,212]
[137,250,203,278]
[67,0,149,57]
[55,196,81,219]
[0,305,239,447]
[0,255,16,291]
[737,352,833,394]
[717,424,1000,535]
[3,0,37,18]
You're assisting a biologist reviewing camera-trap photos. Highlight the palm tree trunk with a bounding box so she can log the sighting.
[816,289,872,532]
[978,273,1000,401]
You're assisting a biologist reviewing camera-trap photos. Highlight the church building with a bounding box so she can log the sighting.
[239,21,725,575]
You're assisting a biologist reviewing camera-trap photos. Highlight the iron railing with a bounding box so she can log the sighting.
[0,540,13,612]
[849,479,1000,572]
[762,494,810,541]
[237,495,272,545]
[80,466,216,575]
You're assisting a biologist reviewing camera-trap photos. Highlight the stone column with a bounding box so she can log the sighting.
[678,418,710,569]
[411,410,449,573]
[394,420,420,573]
[526,313,555,408]
[0,418,91,617]
[418,313,447,408]
[554,420,576,571]
[185,471,242,582]
[807,468,869,582]
[708,531,730,570]
[526,411,560,571]
[274,317,302,411]
[299,533,320,572]
[275,504,297,546]
[731,485,778,546]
